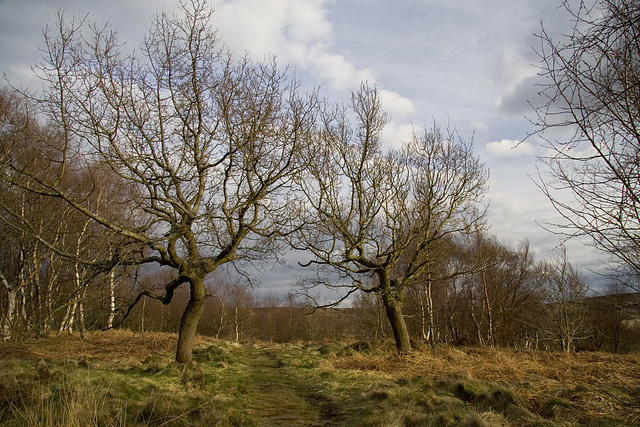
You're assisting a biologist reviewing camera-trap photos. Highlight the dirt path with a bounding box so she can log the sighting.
[239,346,343,426]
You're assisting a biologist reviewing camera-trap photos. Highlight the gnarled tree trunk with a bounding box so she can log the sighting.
[379,272,412,352]
[175,276,207,363]
[381,292,412,352]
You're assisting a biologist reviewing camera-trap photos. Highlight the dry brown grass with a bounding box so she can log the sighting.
[2,333,639,424]
[0,330,217,364]
[331,344,640,423]
[332,344,640,386]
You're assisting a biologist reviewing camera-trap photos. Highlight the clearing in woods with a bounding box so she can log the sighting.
[1,330,639,426]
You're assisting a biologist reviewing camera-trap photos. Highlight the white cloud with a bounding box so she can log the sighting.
[486,139,535,157]
[284,0,333,43]
[306,47,377,90]
[382,121,415,149]
[379,89,416,119]
[213,0,292,56]
[212,0,401,94]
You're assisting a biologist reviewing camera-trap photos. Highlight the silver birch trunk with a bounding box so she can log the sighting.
[481,270,495,347]
[234,306,239,342]
[1,271,15,340]
[426,277,435,346]
[107,268,116,329]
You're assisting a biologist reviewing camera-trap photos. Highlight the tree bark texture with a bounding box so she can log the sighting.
[381,290,412,352]
[175,277,207,363]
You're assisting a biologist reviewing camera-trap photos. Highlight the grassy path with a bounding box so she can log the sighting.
[3,333,640,425]
[238,346,342,426]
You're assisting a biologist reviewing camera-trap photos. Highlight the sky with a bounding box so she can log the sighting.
[0,0,608,297]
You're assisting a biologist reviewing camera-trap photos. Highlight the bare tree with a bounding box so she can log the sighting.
[539,246,590,353]
[0,88,128,339]
[224,281,254,342]
[0,0,317,362]
[534,0,640,286]
[464,234,543,348]
[294,84,489,352]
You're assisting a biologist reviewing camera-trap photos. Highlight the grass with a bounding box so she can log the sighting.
[0,331,639,426]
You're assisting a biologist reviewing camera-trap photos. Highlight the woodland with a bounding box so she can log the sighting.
[2,1,640,425]
[1,0,640,364]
